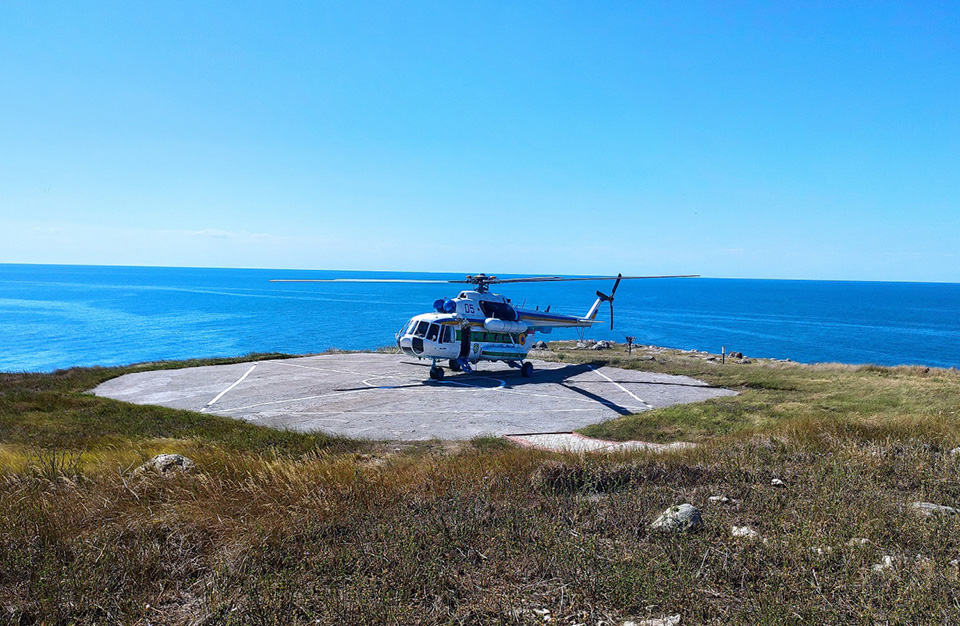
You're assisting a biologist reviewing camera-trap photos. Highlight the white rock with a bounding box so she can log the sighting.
[770,478,786,488]
[708,495,730,504]
[912,502,959,517]
[950,447,960,456]
[137,453,196,476]
[872,555,896,572]
[846,537,870,547]
[810,546,834,556]
[731,525,759,540]
[650,504,703,533]
[625,616,681,626]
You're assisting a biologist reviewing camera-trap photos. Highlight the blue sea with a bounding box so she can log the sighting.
[1,264,958,372]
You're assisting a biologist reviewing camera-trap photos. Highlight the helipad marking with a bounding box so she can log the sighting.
[201,365,257,411]
[588,365,652,409]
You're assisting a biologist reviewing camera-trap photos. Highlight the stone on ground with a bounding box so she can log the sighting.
[912,501,958,517]
[650,504,702,533]
[137,453,196,476]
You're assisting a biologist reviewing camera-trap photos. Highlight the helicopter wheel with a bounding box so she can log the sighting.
[429,366,445,381]
[521,362,534,378]
[448,359,461,372]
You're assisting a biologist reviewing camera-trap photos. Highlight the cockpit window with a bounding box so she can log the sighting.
[441,326,452,343]
[414,321,429,337]
[405,320,417,335]
[426,323,440,341]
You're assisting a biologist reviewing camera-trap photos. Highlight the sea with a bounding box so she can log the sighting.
[1,264,958,373]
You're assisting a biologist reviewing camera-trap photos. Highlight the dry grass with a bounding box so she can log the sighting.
[3,350,960,624]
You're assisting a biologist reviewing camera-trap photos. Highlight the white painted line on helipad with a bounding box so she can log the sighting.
[589,365,652,409]
[201,365,257,411]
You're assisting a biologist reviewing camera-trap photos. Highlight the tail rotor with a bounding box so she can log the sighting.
[595,274,622,330]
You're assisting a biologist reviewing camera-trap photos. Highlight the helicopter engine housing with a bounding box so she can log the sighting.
[482,318,528,334]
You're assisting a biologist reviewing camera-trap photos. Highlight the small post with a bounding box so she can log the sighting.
[722,345,725,365]
[626,336,635,355]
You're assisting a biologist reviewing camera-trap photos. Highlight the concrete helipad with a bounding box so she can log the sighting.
[92,353,736,441]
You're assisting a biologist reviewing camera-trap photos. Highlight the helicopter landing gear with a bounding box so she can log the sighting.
[429,365,445,381]
[449,359,461,372]
[521,361,534,378]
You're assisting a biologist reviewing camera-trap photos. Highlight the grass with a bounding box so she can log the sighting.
[540,343,960,445]
[3,347,960,623]
[0,353,363,471]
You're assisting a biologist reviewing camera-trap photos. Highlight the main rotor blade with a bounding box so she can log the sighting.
[489,274,698,284]
[268,278,467,284]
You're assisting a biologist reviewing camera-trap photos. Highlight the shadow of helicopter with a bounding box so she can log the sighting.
[335,360,721,417]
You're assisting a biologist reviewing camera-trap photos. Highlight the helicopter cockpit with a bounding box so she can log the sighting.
[396,314,459,359]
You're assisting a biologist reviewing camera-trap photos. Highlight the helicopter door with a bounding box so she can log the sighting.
[459,327,470,358]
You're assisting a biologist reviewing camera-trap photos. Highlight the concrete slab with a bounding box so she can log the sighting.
[92,353,736,441]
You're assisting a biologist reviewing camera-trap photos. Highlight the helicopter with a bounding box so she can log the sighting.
[270,273,697,380]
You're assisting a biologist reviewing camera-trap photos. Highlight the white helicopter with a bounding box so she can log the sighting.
[271,273,696,380]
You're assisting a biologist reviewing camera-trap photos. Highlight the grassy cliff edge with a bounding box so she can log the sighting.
[2,347,960,624]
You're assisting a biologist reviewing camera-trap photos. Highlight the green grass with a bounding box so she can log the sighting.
[4,348,960,623]
[540,343,960,445]
[0,353,362,469]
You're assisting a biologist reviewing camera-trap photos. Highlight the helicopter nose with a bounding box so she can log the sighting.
[398,335,420,357]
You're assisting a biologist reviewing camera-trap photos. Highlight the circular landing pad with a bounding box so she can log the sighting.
[92,353,736,441]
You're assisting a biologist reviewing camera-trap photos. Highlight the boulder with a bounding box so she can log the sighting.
[650,503,703,533]
[771,478,787,488]
[532,340,549,350]
[591,340,612,350]
[137,453,196,476]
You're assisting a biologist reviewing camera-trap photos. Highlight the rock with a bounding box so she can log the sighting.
[738,358,752,364]
[650,504,703,533]
[949,447,960,456]
[532,340,549,350]
[624,616,681,626]
[137,453,196,476]
[708,495,730,504]
[811,546,834,556]
[846,537,870,547]
[771,478,787,488]
[575,340,594,349]
[731,525,759,540]
[912,502,959,517]
[591,340,611,350]
[871,555,896,572]
[641,355,655,361]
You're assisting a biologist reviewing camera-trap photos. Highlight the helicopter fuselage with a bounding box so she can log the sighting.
[396,289,597,376]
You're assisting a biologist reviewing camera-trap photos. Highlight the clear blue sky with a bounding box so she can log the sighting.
[2,2,957,281]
